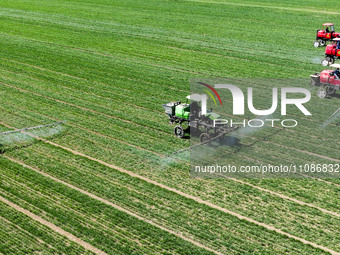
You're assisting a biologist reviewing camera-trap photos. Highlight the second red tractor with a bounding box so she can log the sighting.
[321,38,340,66]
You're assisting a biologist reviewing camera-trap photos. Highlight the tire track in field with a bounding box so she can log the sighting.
[32,137,340,219]
[184,0,340,15]
[0,102,164,157]
[220,133,340,189]
[3,156,223,255]
[3,95,338,172]
[1,83,338,211]
[0,46,211,78]
[317,179,340,187]
[263,140,340,163]
[0,68,164,116]
[0,67,162,114]
[226,177,340,217]
[0,81,173,137]
[0,33,302,78]
[0,215,52,249]
[0,35,298,80]
[299,174,340,188]
[240,131,339,162]
[0,173,159,251]
[1,13,316,72]
[0,11,306,61]
[2,124,338,255]
[1,92,339,206]
[2,54,337,126]
[0,56,187,94]
[35,119,340,214]
[3,65,337,144]
[0,195,107,255]
[166,46,314,73]
[2,153,314,254]
[238,135,340,171]
[4,66,338,150]
[1,104,339,217]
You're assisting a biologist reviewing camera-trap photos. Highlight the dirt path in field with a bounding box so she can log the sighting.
[1,107,339,216]
[263,140,340,163]
[2,127,339,255]
[299,174,340,187]
[0,101,164,158]
[0,195,108,255]
[3,156,224,255]
[2,58,338,132]
[227,177,340,217]
[3,75,338,160]
[23,117,340,218]
[0,215,51,248]
[2,34,305,74]
[317,179,340,187]
[185,0,340,15]
[0,56,188,93]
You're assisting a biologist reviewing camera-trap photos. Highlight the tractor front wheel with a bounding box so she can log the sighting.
[199,133,210,143]
[314,41,320,47]
[321,58,330,66]
[174,125,185,138]
[320,40,326,46]
[317,87,327,98]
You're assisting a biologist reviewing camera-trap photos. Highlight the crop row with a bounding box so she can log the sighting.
[1,78,338,173]
[0,5,326,78]
[0,95,339,212]
[1,83,339,210]
[0,158,223,255]
[3,131,339,252]
[1,155,327,254]
[1,68,338,160]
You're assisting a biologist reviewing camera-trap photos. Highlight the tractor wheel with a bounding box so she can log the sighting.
[329,58,335,64]
[314,41,320,47]
[174,125,185,138]
[199,133,210,143]
[321,58,330,66]
[326,86,336,95]
[320,40,326,46]
[317,87,327,98]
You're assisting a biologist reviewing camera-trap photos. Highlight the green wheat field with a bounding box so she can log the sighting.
[0,0,339,254]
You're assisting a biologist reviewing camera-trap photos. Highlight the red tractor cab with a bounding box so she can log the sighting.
[314,23,340,47]
[321,38,340,66]
[310,63,340,98]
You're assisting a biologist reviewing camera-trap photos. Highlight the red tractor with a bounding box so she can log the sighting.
[321,38,340,66]
[310,63,340,98]
[314,23,340,47]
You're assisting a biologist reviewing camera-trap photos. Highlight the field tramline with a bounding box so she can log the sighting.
[0,0,339,254]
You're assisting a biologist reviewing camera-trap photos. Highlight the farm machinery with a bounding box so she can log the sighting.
[310,63,340,98]
[321,38,340,66]
[162,95,237,143]
[314,23,340,47]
